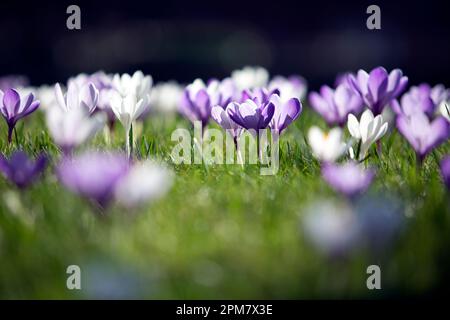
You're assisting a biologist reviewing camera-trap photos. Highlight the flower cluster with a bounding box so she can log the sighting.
[0,65,448,221]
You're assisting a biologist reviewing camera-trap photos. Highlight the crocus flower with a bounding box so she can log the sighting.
[114,161,173,208]
[227,98,274,131]
[391,84,439,118]
[322,162,375,199]
[0,75,28,91]
[69,71,114,117]
[112,71,152,102]
[334,72,354,87]
[57,152,130,208]
[268,94,302,134]
[55,82,99,114]
[0,88,40,143]
[347,109,388,160]
[109,72,151,157]
[179,79,223,128]
[355,195,404,252]
[211,104,242,140]
[348,67,408,115]
[441,155,450,189]
[149,81,183,114]
[309,84,363,127]
[0,151,47,189]
[231,66,269,90]
[307,126,347,162]
[302,199,360,257]
[396,112,449,162]
[268,75,307,101]
[240,87,278,105]
[46,105,105,155]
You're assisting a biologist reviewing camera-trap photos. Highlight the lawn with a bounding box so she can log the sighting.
[0,104,449,299]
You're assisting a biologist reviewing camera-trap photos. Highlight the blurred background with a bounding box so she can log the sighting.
[0,0,449,88]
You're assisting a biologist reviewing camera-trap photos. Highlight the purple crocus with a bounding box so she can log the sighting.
[240,87,278,105]
[180,79,224,128]
[57,152,130,208]
[0,75,28,92]
[440,155,450,189]
[211,104,242,140]
[0,88,40,143]
[309,84,363,127]
[396,113,449,162]
[0,151,47,189]
[322,162,375,199]
[227,98,274,131]
[391,83,448,118]
[348,67,408,115]
[268,94,302,133]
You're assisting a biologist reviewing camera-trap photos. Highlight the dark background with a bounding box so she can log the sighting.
[0,0,449,89]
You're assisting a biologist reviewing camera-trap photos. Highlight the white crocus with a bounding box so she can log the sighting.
[114,161,173,208]
[231,66,269,90]
[46,105,105,154]
[55,82,99,113]
[112,70,152,101]
[347,109,388,160]
[109,90,149,157]
[150,81,183,114]
[307,126,347,162]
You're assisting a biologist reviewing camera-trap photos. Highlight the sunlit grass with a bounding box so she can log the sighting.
[0,107,449,299]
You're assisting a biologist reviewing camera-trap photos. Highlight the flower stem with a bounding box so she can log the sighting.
[126,124,133,159]
[7,126,13,144]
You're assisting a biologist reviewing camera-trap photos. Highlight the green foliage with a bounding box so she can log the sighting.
[0,108,449,298]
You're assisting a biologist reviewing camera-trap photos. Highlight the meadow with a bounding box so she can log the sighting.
[0,68,449,299]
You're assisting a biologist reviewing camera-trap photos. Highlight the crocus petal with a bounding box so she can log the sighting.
[347,114,361,139]
[367,67,388,105]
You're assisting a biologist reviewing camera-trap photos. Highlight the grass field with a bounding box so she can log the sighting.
[0,104,449,299]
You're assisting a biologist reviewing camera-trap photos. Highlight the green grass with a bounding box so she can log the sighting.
[0,107,449,299]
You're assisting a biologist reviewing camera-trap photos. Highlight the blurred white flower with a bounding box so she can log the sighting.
[231,66,269,90]
[115,161,173,208]
[46,105,105,154]
[307,126,347,162]
[55,82,99,113]
[268,75,307,102]
[347,109,388,160]
[150,81,183,114]
[36,85,57,110]
[302,199,360,256]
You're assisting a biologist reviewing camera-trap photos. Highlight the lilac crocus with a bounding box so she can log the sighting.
[348,67,408,115]
[322,162,375,199]
[227,99,274,131]
[0,75,28,92]
[57,152,130,208]
[240,87,278,105]
[440,155,450,189]
[309,84,363,126]
[180,79,222,128]
[0,151,47,189]
[396,113,449,162]
[0,88,40,143]
[268,94,302,133]
[211,104,242,140]
[69,71,115,123]
[391,83,448,118]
